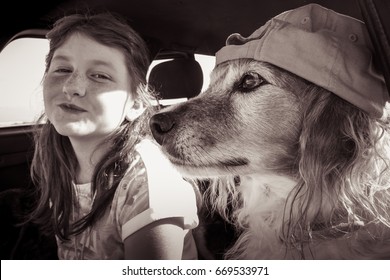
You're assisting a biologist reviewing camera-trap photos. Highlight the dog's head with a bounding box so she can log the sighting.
[150,4,389,181]
[150,60,307,178]
[150,57,388,183]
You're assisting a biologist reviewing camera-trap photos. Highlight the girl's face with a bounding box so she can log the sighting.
[43,33,134,142]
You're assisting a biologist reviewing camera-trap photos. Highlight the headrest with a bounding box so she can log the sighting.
[149,57,203,100]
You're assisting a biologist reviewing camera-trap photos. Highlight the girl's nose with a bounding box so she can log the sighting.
[63,72,87,97]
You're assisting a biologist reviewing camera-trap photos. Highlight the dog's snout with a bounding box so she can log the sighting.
[149,112,176,145]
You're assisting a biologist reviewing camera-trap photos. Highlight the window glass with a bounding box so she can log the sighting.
[0,38,48,127]
[0,37,215,128]
[195,54,215,92]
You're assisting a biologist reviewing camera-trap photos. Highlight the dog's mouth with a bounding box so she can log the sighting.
[168,154,248,167]
[166,153,249,177]
[219,158,249,167]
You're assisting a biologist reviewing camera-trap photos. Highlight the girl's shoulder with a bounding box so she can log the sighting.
[128,137,196,195]
[114,137,199,228]
[134,137,180,177]
[119,137,191,192]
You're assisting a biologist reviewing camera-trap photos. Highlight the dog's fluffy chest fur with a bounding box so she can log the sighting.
[227,173,390,260]
[229,174,296,259]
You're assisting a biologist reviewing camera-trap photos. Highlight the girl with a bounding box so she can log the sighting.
[29,12,199,260]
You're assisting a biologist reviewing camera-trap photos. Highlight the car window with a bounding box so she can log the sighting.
[0,37,215,128]
[0,38,48,128]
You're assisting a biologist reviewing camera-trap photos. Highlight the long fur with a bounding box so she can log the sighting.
[150,59,390,259]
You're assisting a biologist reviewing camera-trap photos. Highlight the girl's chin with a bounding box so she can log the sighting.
[54,125,115,141]
[53,123,93,137]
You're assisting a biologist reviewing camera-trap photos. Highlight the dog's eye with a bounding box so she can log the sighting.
[237,72,266,92]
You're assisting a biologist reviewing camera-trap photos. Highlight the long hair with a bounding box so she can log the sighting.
[205,83,390,259]
[29,12,157,241]
[286,87,390,252]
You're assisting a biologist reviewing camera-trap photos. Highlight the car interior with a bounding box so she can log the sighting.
[1,0,389,259]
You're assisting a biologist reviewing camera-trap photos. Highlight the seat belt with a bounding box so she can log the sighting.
[357,0,390,97]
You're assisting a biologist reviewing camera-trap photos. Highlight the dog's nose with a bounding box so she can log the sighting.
[149,112,175,145]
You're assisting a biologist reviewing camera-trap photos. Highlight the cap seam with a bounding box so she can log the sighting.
[327,36,340,91]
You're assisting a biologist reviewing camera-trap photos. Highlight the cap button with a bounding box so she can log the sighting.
[349,33,358,42]
[301,16,310,24]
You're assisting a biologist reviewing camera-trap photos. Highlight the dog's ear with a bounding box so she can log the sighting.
[290,87,371,234]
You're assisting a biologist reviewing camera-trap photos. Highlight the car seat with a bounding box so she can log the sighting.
[148,55,203,101]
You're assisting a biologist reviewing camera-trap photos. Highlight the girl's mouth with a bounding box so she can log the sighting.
[59,103,87,113]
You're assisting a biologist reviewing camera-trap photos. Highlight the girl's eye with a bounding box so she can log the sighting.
[236,72,267,92]
[92,73,111,81]
[54,68,71,74]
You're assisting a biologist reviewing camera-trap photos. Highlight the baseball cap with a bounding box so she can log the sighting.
[216,3,389,118]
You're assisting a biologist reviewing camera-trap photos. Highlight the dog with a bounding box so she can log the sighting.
[149,4,390,259]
